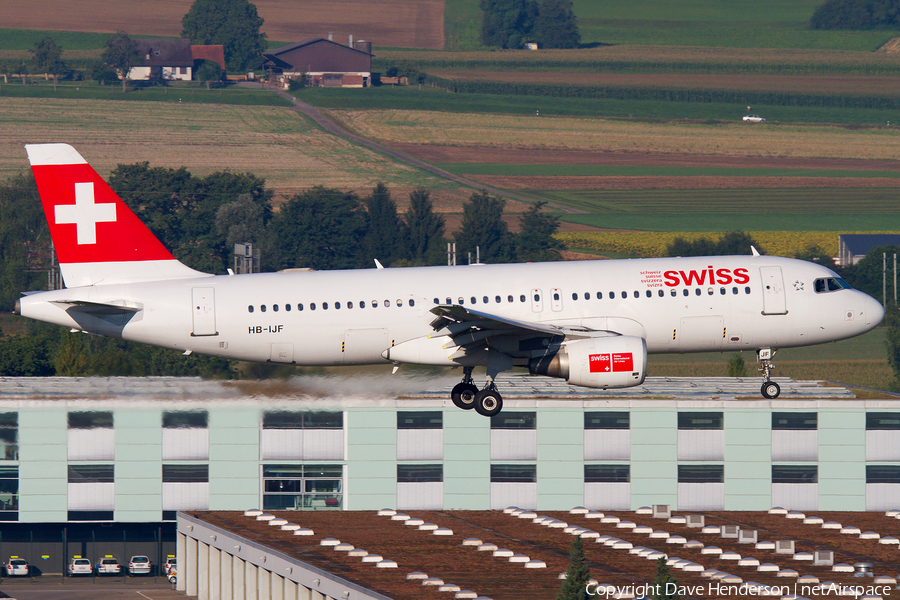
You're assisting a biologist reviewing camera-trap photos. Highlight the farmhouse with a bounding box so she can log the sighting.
[262,37,373,88]
[128,39,194,81]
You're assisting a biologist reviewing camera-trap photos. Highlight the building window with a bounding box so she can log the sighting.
[584,412,629,430]
[772,412,817,430]
[68,465,114,483]
[867,413,900,430]
[162,464,208,483]
[866,465,900,483]
[585,464,630,483]
[68,411,113,429]
[0,466,18,518]
[491,412,536,429]
[772,465,817,483]
[163,411,207,429]
[262,464,343,510]
[68,411,114,461]
[263,411,342,429]
[678,412,723,429]
[163,411,209,461]
[0,413,17,461]
[678,465,724,483]
[490,464,536,483]
[397,464,443,483]
[397,411,442,429]
[68,511,113,522]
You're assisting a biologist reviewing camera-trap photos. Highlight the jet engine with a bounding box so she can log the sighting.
[529,336,647,389]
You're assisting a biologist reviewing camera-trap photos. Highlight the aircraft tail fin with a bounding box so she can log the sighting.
[26,144,209,287]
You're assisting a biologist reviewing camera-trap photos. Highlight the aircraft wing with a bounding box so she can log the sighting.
[429,305,618,356]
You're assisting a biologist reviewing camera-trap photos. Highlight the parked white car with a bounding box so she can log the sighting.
[128,555,151,575]
[5,557,28,576]
[742,114,766,122]
[67,557,92,576]
[96,556,122,575]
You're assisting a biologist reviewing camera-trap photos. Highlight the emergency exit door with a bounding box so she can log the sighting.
[760,267,788,315]
[191,287,218,336]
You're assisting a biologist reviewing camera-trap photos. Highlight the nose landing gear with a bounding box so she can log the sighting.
[450,366,504,417]
[758,348,780,399]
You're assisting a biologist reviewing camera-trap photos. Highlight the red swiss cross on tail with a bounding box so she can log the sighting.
[25,144,207,287]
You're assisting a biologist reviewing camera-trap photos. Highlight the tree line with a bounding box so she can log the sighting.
[809,0,900,29]
[480,0,581,49]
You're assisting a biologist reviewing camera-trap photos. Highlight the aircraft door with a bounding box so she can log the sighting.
[191,287,218,336]
[760,266,788,315]
[531,289,543,313]
[550,288,563,312]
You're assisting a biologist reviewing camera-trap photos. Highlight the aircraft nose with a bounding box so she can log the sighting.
[864,294,885,328]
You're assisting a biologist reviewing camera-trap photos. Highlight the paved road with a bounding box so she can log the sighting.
[0,579,183,600]
[249,83,582,214]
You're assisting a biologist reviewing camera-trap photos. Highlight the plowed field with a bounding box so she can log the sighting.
[468,175,900,190]
[0,0,445,49]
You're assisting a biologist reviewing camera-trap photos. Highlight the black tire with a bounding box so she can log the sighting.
[761,381,780,399]
[473,389,503,417]
[451,382,478,410]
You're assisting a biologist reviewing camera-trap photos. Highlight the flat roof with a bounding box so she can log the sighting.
[184,508,900,600]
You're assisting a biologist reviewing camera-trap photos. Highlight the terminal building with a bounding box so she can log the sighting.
[1,374,899,528]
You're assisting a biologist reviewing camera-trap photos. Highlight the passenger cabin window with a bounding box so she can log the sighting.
[335,302,341,309]
[360,301,366,308]
[519,295,526,302]
[814,277,850,293]
[298,303,304,311]
[596,292,603,299]
[323,302,329,310]
[570,293,575,301]
[384,300,391,307]
[273,304,279,312]
[285,304,291,311]
[261,305,267,312]
[248,305,254,313]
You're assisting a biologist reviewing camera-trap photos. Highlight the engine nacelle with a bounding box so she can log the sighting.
[529,336,647,389]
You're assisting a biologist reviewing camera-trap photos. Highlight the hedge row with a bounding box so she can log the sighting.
[423,75,900,109]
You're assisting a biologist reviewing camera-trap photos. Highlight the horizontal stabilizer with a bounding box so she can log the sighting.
[50,299,143,315]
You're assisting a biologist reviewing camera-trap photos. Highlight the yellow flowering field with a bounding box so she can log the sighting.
[555,231,897,258]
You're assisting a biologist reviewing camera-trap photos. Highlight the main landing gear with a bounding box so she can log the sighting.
[451,366,504,417]
[758,348,780,399]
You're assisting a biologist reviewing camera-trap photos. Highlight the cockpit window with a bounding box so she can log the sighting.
[814,277,851,293]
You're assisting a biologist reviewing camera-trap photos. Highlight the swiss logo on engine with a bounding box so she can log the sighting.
[589,353,634,373]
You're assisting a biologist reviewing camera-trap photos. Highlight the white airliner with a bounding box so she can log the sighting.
[15,144,884,416]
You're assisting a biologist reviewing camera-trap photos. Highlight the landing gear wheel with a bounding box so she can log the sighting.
[761,381,781,399]
[473,389,503,417]
[451,382,479,410]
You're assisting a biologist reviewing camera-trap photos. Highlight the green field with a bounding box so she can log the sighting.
[648,328,894,390]
[0,80,293,106]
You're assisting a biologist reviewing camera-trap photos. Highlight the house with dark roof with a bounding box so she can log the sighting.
[838,233,900,266]
[262,38,373,88]
[129,39,194,81]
